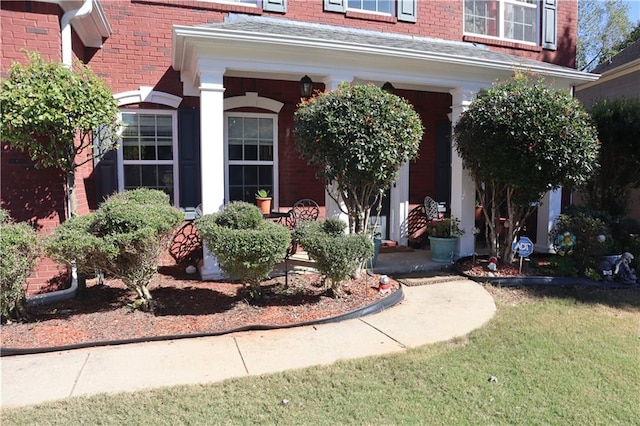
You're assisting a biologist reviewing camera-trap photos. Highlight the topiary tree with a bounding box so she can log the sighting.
[195,202,291,299]
[45,189,183,311]
[294,83,423,234]
[584,98,640,217]
[454,72,599,261]
[294,218,372,297]
[0,51,119,218]
[0,210,40,322]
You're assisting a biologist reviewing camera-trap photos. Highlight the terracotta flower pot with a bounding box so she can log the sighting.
[256,197,272,215]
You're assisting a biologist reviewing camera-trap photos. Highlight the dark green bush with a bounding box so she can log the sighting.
[0,211,39,322]
[295,219,372,297]
[196,202,290,298]
[550,211,613,274]
[45,189,183,311]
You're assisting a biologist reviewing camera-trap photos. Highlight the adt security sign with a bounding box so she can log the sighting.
[512,236,534,258]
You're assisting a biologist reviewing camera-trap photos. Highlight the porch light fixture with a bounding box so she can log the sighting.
[299,75,313,98]
[382,82,395,94]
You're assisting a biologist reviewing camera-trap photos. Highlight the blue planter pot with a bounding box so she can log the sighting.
[429,236,457,263]
[367,238,382,268]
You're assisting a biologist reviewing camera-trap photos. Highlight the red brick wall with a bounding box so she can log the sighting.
[1,0,578,294]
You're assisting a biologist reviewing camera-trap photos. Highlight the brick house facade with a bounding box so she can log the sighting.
[1,0,597,286]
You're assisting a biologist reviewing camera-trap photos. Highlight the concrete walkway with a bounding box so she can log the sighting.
[1,278,496,408]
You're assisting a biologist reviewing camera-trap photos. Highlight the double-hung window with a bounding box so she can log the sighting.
[118,110,179,204]
[347,0,393,15]
[225,113,277,204]
[464,0,538,44]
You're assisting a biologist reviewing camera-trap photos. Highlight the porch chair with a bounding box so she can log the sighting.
[283,198,320,286]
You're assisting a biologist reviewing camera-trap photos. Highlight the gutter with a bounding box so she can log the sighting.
[61,0,94,67]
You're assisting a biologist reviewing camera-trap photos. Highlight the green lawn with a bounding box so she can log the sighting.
[3,285,639,425]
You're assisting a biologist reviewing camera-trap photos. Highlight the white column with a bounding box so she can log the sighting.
[198,71,226,280]
[535,188,563,253]
[449,86,480,259]
[322,75,353,225]
[390,162,410,245]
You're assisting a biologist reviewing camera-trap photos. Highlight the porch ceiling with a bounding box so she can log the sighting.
[172,14,598,96]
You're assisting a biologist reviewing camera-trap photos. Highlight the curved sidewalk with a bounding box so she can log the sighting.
[1,279,496,409]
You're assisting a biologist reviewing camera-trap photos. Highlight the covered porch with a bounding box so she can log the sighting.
[171,14,598,280]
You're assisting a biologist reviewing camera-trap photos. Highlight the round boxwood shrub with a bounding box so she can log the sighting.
[1,211,40,322]
[295,218,372,297]
[45,189,184,311]
[196,202,291,298]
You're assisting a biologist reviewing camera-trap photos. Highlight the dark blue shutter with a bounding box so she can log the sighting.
[178,109,201,211]
[397,0,417,23]
[94,150,118,205]
[542,0,557,50]
[262,0,286,13]
[324,0,345,12]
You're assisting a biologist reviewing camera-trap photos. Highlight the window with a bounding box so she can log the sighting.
[118,110,179,204]
[347,0,393,15]
[225,113,277,204]
[324,0,416,23]
[464,0,538,44]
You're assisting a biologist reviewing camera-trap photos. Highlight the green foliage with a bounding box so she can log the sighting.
[550,210,613,274]
[427,217,465,238]
[0,211,39,322]
[255,189,271,198]
[294,83,423,234]
[45,190,183,311]
[295,219,373,297]
[610,217,640,271]
[196,202,290,298]
[585,98,640,216]
[209,201,265,230]
[578,0,632,71]
[0,51,119,217]
[454,72,599,260]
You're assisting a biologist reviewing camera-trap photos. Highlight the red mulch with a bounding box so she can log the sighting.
[456,255,550,278]
[1,260,399,350]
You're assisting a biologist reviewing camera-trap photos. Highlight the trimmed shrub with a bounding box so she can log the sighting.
[196,202,290,298]
[0,211,39,322]
[550,210,613,275]
[295,219,373,297]
[45,189,183,311]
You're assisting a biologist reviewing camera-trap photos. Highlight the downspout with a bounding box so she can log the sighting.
[27,262,80,307]
[27,1,94,306]
[61,0,94,67]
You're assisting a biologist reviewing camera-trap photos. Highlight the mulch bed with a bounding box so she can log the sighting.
[1,261,400,351]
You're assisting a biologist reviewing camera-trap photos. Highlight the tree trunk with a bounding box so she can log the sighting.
[66,170,77,219]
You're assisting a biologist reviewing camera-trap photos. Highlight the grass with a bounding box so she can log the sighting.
[2,285,639,425]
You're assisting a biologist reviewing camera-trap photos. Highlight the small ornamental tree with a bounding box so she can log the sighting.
[454,72,599,261]
[294,218,372,298]
[0,210,40,322]
[294,83,423,234]
[195,202,291,299]
[585,98,640,216]
[0,51,119,218]
[45,189,183,311]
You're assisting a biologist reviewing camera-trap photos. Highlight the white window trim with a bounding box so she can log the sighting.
[346,0,394,16]
[117,109,180,206]
[198,0,258,7]
[463,0,539,46]
[224,112,279,208]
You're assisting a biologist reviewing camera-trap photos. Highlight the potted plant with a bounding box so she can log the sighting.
[428,217,465,263]
[255,189,272,215]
